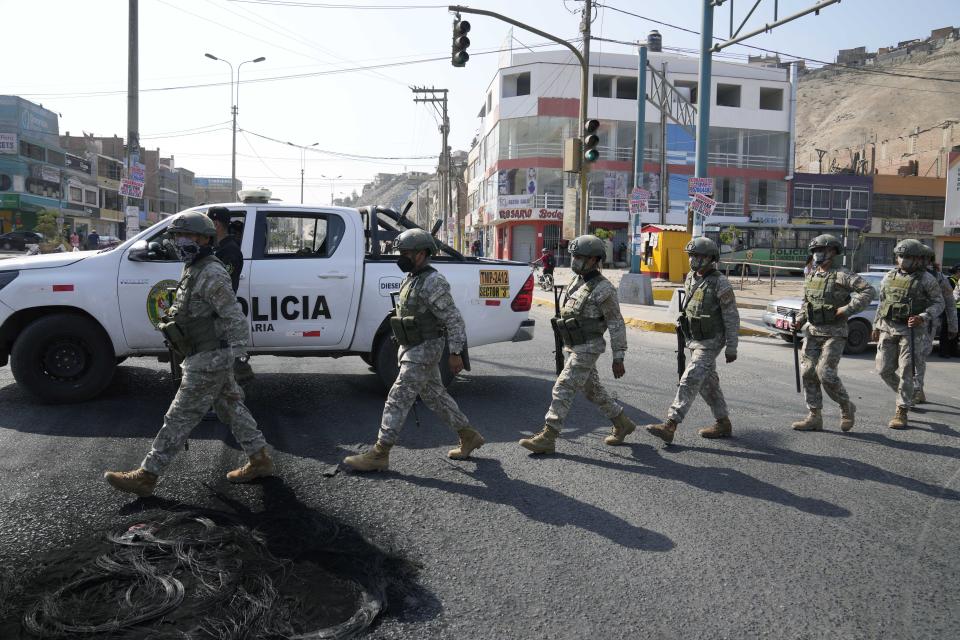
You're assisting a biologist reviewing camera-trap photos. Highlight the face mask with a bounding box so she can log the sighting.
[397,254,416,272]
[688,256,709,272]
[812,251,828,266]
[174,236,200,262]
[571,257,587,274]
[898,256,918,272]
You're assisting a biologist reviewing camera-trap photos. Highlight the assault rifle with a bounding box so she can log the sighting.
[675,289,686,381]
[552,284,567,375]
[790,311,801,393]
[909,324,917,380]
[165,287,183,384]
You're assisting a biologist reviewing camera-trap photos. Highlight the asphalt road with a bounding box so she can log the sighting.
[1,306,959,639]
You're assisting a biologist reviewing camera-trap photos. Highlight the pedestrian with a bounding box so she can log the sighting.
[343,228,484,472]
[647,237,739,444]
[104,212,274,496]
[87,229,100,250]
[912,250,957,402]
[872,239,945,429]
[518,234,633,454]
[790,234,876,432]
[69,231,79,251]
[531,246,555,279]
[207,206,255,384]
[471,238,482,257]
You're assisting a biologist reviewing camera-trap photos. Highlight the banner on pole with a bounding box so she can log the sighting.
[628,187,650,215]
[690,193,717,218]
[688,176,714,196]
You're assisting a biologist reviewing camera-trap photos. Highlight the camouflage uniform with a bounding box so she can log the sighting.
[794,268,875,410]
[544,272,626,431]
[377,268,470,445]
[916,270,958,387]
[667,270,739,424]
[141,254,267,475]
[875,268,945,409]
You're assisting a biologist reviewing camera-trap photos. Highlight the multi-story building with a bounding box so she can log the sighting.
[158,156,179,217]
[194,177,242,204]
[464,48,795,262]
[176,167,195,211]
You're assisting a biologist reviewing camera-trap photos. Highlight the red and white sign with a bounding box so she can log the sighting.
[688,176,714,196]
[628,187,650,214]
[690,193,717,217]
[495,208,563,222]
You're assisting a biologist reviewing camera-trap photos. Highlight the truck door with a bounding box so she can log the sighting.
[116,225,183,350]
[247,209,357,348]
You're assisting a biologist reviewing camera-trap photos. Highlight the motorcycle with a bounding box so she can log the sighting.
[530,263,554,292]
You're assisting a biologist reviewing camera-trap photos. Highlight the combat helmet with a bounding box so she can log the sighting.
[892,238,926,258]
[395,228,437,254]
[684,236,719,259]
[808,234,843,255]
[169,212,216,237]
[568,235,606,257]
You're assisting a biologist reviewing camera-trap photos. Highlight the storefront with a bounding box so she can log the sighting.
[488,194,562,262]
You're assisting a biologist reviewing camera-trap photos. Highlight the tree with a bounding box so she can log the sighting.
[33,210,59,240]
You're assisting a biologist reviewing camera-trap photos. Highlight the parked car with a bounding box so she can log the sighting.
[0,231,43,251]
[762,272,884,354]
[96,235,122,249]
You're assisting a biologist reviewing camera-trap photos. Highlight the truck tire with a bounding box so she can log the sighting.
[844,319,871,355]
[373,334,456,390]
[10,313,116,403]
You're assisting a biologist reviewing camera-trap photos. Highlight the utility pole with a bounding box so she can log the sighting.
[694,0,713,184]
[412,87,450,243]
[659,61,669,225]
[578,0,592,235]
[124,0,139,240]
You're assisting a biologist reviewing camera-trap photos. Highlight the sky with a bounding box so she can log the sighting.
[5,0,958,204]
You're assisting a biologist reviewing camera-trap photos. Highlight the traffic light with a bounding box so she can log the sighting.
[452,18,471,67]
[583,119,600,163]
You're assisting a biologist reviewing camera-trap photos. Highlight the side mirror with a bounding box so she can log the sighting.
[127,239,150,261]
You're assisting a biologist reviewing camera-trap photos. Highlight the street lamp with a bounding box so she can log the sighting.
[204,52,265,199]
[321,174,342,206]
[289,141,318,204]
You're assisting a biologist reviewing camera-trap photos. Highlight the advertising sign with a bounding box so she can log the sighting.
[562,186,578,240]
[690,193,717,217]
[628,187,650,215]
[0,132,16,154]
[129,161,146,185]
[498,194,534,209]
[119,180,144,198]
[526,168,537,195]
[945,151,960,229]
[688,176,714,196]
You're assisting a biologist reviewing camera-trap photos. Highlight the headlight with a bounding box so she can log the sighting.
[0,271,18,291]
[766,303,776,314]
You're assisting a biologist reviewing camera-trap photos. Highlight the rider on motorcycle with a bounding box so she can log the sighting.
[532,247,556,276]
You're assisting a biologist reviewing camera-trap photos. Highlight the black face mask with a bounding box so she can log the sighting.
[397,255,416,272]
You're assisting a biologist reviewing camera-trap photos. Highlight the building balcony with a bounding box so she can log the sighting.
[500,142,786,171]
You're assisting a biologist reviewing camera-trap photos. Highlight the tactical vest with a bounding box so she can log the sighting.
[878,271,933,323]
[681,271,725,341]
[551,275,606,347]
[390,268,445,347]
[158,255,224,357]
[804,270,851,325]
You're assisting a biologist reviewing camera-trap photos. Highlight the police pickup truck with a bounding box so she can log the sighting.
[0,196,536,403]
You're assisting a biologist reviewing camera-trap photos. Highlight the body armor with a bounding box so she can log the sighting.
[390,268,445,346]
[878,271,933,323]
[551,276,606,347]
[157,255,224,357]
[680,271,725,341]
[804,270,851,325]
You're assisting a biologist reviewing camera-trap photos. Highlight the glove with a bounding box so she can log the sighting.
[871,329,880,342]
[725,350,737,364]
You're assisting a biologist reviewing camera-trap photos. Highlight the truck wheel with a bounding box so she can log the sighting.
[780,334,794,343]
[373,335,456,390]
[10,313,116,403]
[844,320,870,355]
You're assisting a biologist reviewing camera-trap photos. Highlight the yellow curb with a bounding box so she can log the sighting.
[652,289,675,301]
[532,297,772,338]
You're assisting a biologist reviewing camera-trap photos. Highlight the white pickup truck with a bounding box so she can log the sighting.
[0,199,536,403]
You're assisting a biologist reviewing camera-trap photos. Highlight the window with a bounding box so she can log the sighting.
[759,87,783,110]
[69,186,83,203]
[616,77,637,100]
[592,74,613,98]
[46,150,65,166]
[84,189,98,205]
[19,140,44,161]
[716,83,741,107]
[502,72,531,97]
[675,80,698,104]
[831,187,869,211]
[263,213,345,258]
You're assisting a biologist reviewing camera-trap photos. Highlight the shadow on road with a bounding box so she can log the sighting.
[396,457,675,552]
[841,427,960,459]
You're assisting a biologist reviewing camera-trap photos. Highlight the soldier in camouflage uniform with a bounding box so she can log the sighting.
[647,237,739,444]
[912,246,957,402]
[104,212,273,496]
[343,228,483,472]
[519,234,632,455]
[873,239,945,429]
[790,234,876,432]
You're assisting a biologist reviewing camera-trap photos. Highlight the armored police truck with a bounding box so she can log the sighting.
[0,194,536,403]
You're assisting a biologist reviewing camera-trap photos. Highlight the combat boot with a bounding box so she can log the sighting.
[913,389,926,404]
[699,416,733,439]
[519,426,559,454]
[604,411,636,446]
[888,406,909,430]
[343,441,392,472]
[227,447,274,483]
[233,358,255,384]
[840,402,856,432]
[448,429,485,460]
[646,419,677,444]
[791,409,823,431]
[104,468,158,497]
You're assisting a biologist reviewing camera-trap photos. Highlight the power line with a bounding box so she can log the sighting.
[227,0,447,7]
[241,128,439,160]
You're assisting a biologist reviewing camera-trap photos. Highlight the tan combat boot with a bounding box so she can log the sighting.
[791,409,823,431]
[519,426,559,454]
[448,428,485,460]
[104,468,158,497]
[343,441,392,472]
[840,402,856,432]
[699,417,733,439]
[646,419,678,444]
[604,411,637,446]
[888,406,909,430]
[227,447,274,483]
[913,389,926,404]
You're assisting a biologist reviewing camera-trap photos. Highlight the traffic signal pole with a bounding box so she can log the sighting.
[449,4,591,236]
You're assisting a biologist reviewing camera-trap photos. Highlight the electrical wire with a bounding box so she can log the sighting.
[241,128,440,160]
[227,0,447,7]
